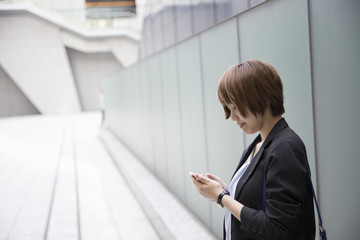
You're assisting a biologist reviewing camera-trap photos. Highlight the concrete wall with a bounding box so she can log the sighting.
[0,12,81,114]
[0,5,140,116]
[104,0,359,238]
[0,64,40,117]
[66,48,121,111]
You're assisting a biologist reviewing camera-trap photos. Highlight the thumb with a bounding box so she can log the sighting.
[195,173,209,183]
[206,173,219,181]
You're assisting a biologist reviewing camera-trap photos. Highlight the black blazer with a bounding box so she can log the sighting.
[224,118,315,240]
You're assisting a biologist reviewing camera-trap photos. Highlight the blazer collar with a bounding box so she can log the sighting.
[234,118,288,199]
[262,117,288,150]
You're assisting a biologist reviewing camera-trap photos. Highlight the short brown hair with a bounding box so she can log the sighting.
[217,59,285,119]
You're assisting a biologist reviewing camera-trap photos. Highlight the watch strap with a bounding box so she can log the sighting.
[217,190,229,208]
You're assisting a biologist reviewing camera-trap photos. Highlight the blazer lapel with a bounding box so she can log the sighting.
[234,147,264,200]
[233,118,288,199]
[231,134,261,180]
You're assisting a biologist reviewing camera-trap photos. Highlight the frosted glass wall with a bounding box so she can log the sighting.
[237,0,317,185]
[105,0,315,237]
[140,0,267,58]
[309,0,360,239]
[104,0,359,238]
[199,18,244,237]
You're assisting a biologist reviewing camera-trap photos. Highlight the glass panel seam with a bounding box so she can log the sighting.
[197,36,213,230]
[174,46,187,202]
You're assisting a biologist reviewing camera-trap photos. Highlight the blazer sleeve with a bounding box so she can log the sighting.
[240,135,308,239]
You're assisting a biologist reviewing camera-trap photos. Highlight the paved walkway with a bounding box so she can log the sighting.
[0,112,159,240]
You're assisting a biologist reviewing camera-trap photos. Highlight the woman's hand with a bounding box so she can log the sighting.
[190,173,224,202]
[190,172,244,221]
[206,173,228,191]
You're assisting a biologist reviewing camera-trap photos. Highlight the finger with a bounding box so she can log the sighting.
[193,173,200,180]
[206,173,219,181]
[195,173,209,183]
[191,176,203,187]
[189,173,197,181]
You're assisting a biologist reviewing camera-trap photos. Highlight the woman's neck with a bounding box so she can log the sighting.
[259,109,282,143]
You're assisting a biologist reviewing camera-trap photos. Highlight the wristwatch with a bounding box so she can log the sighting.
[217,190,230,208]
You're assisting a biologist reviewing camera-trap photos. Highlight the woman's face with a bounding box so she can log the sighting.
[227,104,264,135]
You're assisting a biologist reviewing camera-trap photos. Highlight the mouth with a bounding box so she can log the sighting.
[238,122,245,128]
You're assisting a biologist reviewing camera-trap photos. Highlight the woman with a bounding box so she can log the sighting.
[190,59,315,239]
